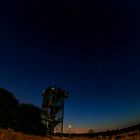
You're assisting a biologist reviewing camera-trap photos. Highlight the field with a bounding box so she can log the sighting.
[0,129,50,140]
[0,128,140,140]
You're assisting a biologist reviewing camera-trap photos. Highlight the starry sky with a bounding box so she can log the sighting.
[0,0,140,133]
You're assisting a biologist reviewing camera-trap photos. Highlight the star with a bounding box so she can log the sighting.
[68,0,72,3]
[98,64,102,68]
[34,5,38,9]
[107,10,111,14]
[121,79,126,84]
[23,81,28,86]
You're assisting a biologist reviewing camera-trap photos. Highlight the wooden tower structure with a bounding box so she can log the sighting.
[41,86,68,135]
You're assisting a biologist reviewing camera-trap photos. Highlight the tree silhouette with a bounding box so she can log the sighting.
[15,103,46,135]
[88,128,94,137]
[0,87,19,128]
[0,87,46,135]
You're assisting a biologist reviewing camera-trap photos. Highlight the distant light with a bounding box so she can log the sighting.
[68,125,72,129]
[51,87,55,90]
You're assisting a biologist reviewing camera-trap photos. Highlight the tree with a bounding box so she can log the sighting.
[15,103,46,135]
[0,87,46,135]
[0,87,19,128]
[88,128,94,137]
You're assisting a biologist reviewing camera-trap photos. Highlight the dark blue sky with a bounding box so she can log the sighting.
[0,0,140,132]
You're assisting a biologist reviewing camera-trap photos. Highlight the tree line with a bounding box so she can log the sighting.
[0,87,46,135]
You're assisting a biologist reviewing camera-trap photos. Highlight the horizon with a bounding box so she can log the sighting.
[1,85,140,133]
[0,0,140,133]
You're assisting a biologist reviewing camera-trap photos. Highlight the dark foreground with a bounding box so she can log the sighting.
[0,124,140,140]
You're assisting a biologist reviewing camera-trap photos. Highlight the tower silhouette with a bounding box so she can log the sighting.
[41,86,68,135]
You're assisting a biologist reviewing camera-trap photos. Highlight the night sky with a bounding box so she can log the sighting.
[0,0,140,133]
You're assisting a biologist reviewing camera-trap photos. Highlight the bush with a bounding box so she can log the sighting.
[0,87,46,135]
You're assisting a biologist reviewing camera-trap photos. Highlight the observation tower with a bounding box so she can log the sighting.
[41,86,68,135]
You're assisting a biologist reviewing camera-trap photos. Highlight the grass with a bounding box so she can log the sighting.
[0,129,139,140]
[0,129,48,140]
